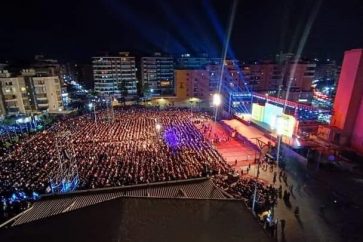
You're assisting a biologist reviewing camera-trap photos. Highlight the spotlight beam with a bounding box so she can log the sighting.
[218,0,238,93]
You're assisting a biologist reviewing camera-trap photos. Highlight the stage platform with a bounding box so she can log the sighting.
[197,120,258,167]
[222,119,275,147]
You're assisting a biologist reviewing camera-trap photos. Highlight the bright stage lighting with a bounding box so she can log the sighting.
[213,93,222,107]
[276,116,284,136]
[155,123,162,132]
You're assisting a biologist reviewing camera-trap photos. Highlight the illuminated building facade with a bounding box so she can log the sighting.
[175,69,209,100]
[176,53,221,69]
[330,49,363,153]
[93,52,137,96]
[0,69,63,115]
[0,91,5,117]
[0,70,32,115]
[64,63,94,90]
[242,62,281,92]
[22,69,63,112]
[314,59,340,87]
[243,58,316,103]
[175,60,245,102]
[141,53,174,96]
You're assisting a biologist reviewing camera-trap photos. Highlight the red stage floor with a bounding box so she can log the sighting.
[197,120,257,167]
[222,119,275,146]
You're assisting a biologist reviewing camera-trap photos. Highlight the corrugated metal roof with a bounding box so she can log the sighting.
[12,178,227,226]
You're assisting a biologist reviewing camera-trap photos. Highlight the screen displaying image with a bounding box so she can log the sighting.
[263,103,283,128]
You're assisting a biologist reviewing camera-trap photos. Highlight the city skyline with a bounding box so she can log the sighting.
[1,1,363,240]
[1,0,363,62]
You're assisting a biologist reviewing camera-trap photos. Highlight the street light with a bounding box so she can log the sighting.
[155,123,162,132]
[213,93,222,106]
[213,93,222,121]
[189,97,199,115]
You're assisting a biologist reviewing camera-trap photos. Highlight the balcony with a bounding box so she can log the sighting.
[36,93,47,99]
[38,103,49,107]
[33,82,45,87]
[4,95,17,101]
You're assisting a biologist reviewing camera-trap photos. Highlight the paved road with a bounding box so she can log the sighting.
[238,144,363,242]
[214,119,363,241]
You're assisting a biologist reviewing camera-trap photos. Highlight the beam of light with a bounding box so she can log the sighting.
[282,0,322,113]
[187,14,220,56]
[203,0,234,58]
[158,1,201,54]
[158,0,217,55]
[214,0,237,121]
[103,0,187,53]
[214,0,238,121]
[204,0,251,105]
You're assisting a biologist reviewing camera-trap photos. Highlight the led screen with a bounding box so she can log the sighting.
[263,103,283,128]
[252,103,265,122]
[276,114,296,137]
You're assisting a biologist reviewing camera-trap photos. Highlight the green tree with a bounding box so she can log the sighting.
[119,80,128,98]
[118,81,128,105]
[143,83,150,97]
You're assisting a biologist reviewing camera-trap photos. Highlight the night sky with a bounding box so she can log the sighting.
[0,0,362,62]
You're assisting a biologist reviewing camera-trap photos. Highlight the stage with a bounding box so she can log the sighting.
[198,120,257,167]
[222,119,275,147]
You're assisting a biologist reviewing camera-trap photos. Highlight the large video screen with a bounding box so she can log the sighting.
[251,103,264,122]
[263,103,283,128]
[276,114,296,137]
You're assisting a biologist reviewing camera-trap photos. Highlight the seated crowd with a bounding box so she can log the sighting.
[0,107,275,220]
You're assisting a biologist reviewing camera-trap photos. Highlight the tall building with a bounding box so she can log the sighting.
[174,60,245,101]
[0,70,32,115]
[92,52,137,96]
[207,60,245,93]
[141,53,174,96]
[0,69,63,115]
[0,91,5,117]
[76,64,94,90]
[314,59,340,87]
[243,57,316,103]
[175,69,209,100]
[62,62,94,90]
[242,61,282,92]
[279,60,316,102]
[176,53,221,69]
[32,55,62,78]
[22,69,63,112]
[330,49,363,153]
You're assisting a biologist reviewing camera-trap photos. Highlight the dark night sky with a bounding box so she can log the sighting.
[0,0,362,62]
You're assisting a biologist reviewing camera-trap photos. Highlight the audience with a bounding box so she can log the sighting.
[0,107,274,221]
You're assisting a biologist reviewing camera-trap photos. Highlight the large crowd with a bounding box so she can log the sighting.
[0,108,230,196]
[0,107,276,222]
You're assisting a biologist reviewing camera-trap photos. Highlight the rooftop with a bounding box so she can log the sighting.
[0,178,271,242]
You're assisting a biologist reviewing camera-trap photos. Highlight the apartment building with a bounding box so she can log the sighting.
[243,59,316,103]
[0,69,63,115]
[141,53,174,96]
[92,52,137,96]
